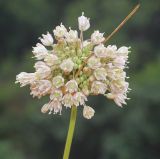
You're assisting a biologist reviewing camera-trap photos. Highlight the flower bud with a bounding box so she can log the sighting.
[91,30,105,45]
[32,43,48,60]
[40,32,53,46]
[53,23,67,38]
[83,106,95,119]
[65,29,78,43]
[78,12,90,31]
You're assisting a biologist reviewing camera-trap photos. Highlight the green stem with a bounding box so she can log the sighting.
[63,106,77,159]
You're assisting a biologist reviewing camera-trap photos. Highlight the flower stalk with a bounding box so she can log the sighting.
[63,105,77,159]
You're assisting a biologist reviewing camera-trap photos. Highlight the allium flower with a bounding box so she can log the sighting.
[39,32,54,46]
[94,44,107,58]
[87,56,101,69]
[91,81,108,94]
[83,106,95,119]
[65,80,78,93]
[78,12,90,31]
[94,68,107,81]
[91,30,105,45]
[73,92,87,106]
[16,72,36,87]
[16,12,131,119]
[41,100,62,114]
[50,89,63,101]
[60,58,74,73]
[44,54,59,66]
[53,23,67,38]
[52,76,64,88]
[30,80,52,98]
[34,61,51,79]
[65,29,78,43]
[62,93,74,108]
[32,43,48,60]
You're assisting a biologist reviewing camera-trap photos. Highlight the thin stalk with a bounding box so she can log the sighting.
[80,31,84,49]
[103,3,140,43]
[63,106,77,159]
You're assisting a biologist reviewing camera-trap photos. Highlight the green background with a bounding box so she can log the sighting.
[0,0,160,159]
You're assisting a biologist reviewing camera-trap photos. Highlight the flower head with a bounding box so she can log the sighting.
[16,13,131,119]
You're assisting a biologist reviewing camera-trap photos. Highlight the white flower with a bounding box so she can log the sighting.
[15,72,36,87]
[65,29,78,43]
[94,68,107,80]
[50,100,62,114]
[107,68,126,80]
[78,12,90,31]
[110,81,129,94]
[41,100,62,114]
[30,80,52,98]
[32,43,48,60]
[105,45,117,58]
[62,93,74,108]
[41,103,50,113]
[106,93,127,107]
[40,32,53,46]
[34,61,51,79]
[50,89,63,100]
[52,76,64,88]
[60,58,74,73]
[91,30,105,45]
[65,80,78,93]
[87,56,101,69]
[94,44,107,58]
[16,13,131,117]
[113,56,126,68]
[83,106,95,119]
[113,93,127,107]
[73,92,87,106]
[91,81,107,94]
[53,23,67,38]
[117,46,130,54]
[44,54,59,66]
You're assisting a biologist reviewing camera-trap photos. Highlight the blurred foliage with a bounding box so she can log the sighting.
[0,0,160,159]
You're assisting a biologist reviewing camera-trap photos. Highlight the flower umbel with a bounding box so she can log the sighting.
[16,13,131,119]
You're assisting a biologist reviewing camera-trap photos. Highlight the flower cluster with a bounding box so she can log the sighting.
[16,12,130,119]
